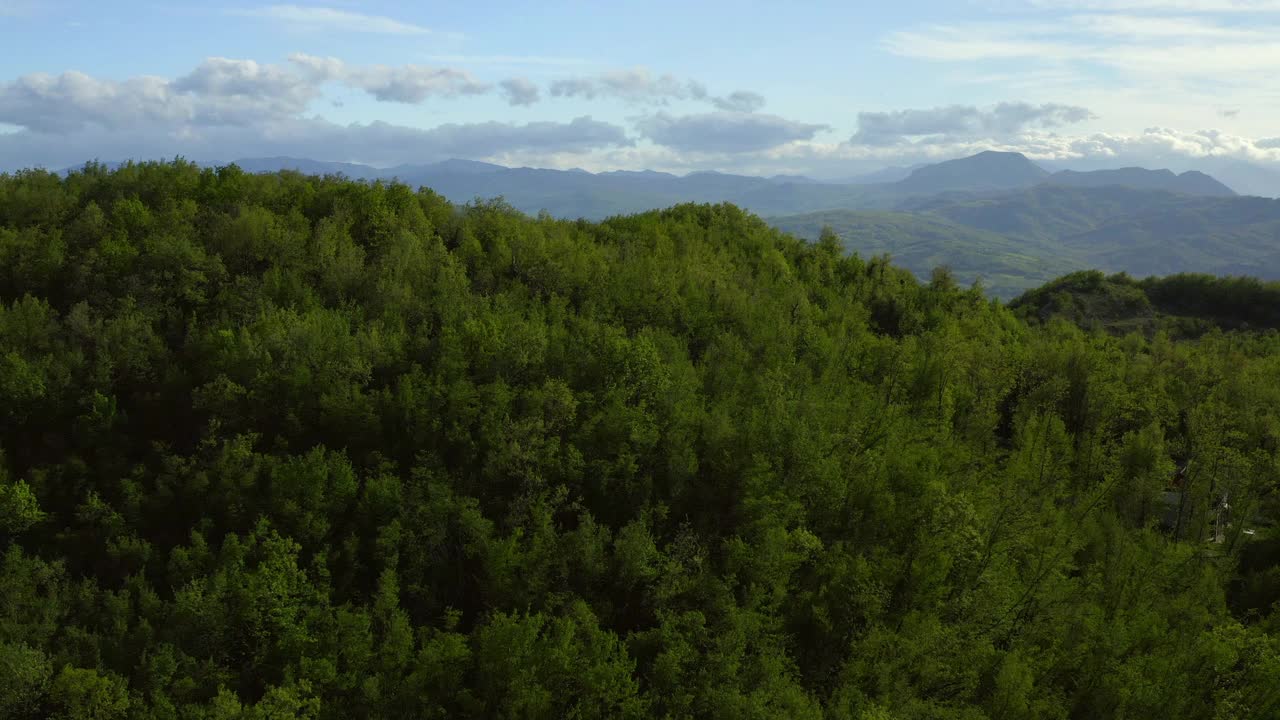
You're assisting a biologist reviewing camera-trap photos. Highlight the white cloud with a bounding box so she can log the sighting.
[883,8,1280,138]
[636,112,828,153]
[237,5,435,35]
[0,54,778,147]
[0,58,337,133]
[172,57,320,117]
[886,14,1280,77]
[550,67,766,111]
[499,78,541,107]
[3,44,1279,192]
[287,54,491,102]
[836,126,1280,174]
[340,65,490,103]
[0,56,538,136]
[551,68,703,104]
[0,72,191,132]
[852,102,1095,145]
[711,91,767,113]
[0,115,632,170]
[476,124,1280,187]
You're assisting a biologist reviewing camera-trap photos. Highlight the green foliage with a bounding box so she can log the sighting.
[0,161,1277,718]
[47,665,131,720]
[1010,270,1280,337]
[0,642,52,719]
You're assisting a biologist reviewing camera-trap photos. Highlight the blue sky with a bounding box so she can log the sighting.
[2,0,1280,181]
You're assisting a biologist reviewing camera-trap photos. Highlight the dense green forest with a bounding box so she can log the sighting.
[1010,270,1280,337]
[1,160,1279,719]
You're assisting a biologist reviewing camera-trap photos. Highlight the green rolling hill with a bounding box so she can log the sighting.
[768,209,1086,298]
[1009,270,1280,336]
[882,188,1280,287]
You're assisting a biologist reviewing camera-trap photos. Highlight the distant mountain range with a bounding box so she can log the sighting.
[1044,167,1234,197]
[165,149,1247,221]
[767,209,1081,299]
[59,151,1280,297]
[774,185,1280,298]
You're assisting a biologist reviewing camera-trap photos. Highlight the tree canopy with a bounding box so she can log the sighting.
[1,160,1278,719]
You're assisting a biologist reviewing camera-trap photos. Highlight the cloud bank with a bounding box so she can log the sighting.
[0,116,631,170]
[550,68,766,112]
[0,54,529,142]
[499,78,541,107]
[851,102,1096,145]
[636,112,829,153]
[1,51,1278,188]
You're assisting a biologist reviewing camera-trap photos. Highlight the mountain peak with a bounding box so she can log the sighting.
[599,169,677,179]
[972,150,1030,160]
[428,158,507,174]
[1044,167,1235,197]
[768,173,823,185]
[895,151,1049,194]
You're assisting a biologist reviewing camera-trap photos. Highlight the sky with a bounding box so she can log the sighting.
[2,0,1280,182]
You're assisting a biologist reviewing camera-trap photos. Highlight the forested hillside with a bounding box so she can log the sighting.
[203,150,1249,221]
[880,187,1280,284]
[768,210,1083,298]
[1,161,1279,719]
[1043,168,1235,197]
[1010,270,1280,336]
[154,155,1280,293]
[771,189,1280,300]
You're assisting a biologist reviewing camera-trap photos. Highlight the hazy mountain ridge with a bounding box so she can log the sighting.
[768,209,1085,298]
[899,185,1189,242]
[775,188,1280,297]
[1062,196,1280,278]
[1043,167,1236,197]
[191,150,1255,221]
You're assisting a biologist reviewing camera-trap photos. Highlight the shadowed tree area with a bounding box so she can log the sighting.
[1,160,1279,719]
